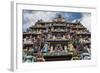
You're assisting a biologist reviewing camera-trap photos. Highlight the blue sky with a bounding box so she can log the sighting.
[23,10,91,32]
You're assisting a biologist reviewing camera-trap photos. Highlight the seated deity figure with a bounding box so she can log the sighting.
[64,45,68,53]
[23,36,28,44]
[36,51,45,62]
[57,34,62,39]
[67,43,76,55]
[55,44,63,52]
[83,45,91,54]
[63,35,66,39]
[27,47,34,56]
[49,46,54,53]
[65,33,71,40]
[53,35,56,39]
[28,36,33,44]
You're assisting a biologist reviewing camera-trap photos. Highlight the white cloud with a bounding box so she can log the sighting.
[31,11,57,22]
[23,11,58,32]
[23,11,91,32]
[80,13,91,32]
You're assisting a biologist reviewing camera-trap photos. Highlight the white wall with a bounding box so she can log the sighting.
[0,0,100,73]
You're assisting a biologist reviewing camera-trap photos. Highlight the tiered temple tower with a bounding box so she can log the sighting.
[23,15,91,62]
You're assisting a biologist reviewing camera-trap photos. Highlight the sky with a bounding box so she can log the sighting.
[23,10,91,32]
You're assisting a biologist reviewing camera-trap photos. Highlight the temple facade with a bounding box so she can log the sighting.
[23,15,91,62]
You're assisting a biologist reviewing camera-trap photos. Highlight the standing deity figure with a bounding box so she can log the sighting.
[42,42,49,53]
